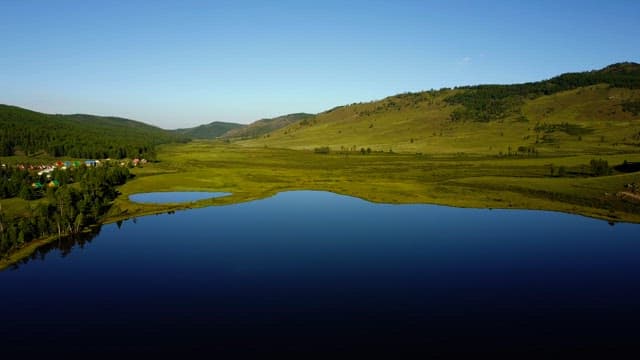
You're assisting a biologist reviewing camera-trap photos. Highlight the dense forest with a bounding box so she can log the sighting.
[0,164,130,257]
[445,62,640,122]
[0,104,190,158]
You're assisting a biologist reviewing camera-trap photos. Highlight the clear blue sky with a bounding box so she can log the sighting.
[1,0,639,128]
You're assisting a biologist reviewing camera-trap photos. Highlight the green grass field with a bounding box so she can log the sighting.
[101,141,640,225]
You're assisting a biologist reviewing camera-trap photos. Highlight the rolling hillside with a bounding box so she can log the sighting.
[173,121,243,139]
[222,113,314,139]
[241,63,640,156]
[173,113,313,140]
[0,105,189,159]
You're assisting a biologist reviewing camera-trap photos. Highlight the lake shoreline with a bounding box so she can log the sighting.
[2,187,635,271]
[4,190,639,356]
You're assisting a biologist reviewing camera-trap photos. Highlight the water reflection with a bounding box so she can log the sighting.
[9,227,102,270]
[9,208,187,270]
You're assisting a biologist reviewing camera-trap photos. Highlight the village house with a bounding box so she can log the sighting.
[37,167,55,176]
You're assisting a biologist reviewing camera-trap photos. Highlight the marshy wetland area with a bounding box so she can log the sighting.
[116,141,640,223]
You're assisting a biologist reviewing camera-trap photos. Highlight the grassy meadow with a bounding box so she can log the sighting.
[102,141,640,225]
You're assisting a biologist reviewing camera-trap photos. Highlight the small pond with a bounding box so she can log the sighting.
[129,191,230,203]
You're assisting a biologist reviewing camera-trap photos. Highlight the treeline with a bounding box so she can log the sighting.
[445,62,640,122]
[547,158,612,178]
[533,122,593,136]
[0,163,118,200]
[0,166,38,199]
[0,105,189,158]
[0,165,130,256]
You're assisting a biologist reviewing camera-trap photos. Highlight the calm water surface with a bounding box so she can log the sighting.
[129,191,230,203]
[2,191,639,356]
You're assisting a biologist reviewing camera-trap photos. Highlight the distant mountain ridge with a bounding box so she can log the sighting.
[221,113,314,139]
[173,121,243,139]
[172,113,315,140]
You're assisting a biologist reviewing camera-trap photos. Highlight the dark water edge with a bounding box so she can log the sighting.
[1,191,639,356]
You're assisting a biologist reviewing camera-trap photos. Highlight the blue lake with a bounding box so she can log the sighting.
[2,191,640,356]
[129,191,230,203]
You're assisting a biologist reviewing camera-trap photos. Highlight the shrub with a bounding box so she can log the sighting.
[590,159,610,176]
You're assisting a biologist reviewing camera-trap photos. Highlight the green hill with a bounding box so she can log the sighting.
[0,105,189,159]
[173,121,243,139]
[241,63,640,156]
[222,113,314,140]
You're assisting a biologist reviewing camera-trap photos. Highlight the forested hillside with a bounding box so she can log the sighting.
[0,105,189,159]
[446,62,640,122]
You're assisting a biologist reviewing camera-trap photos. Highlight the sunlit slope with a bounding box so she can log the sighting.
[221,113,314,140]
[240,90,459,153]
[521,85,640,154]
[241,63,640,156]
[241,86,639,155]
